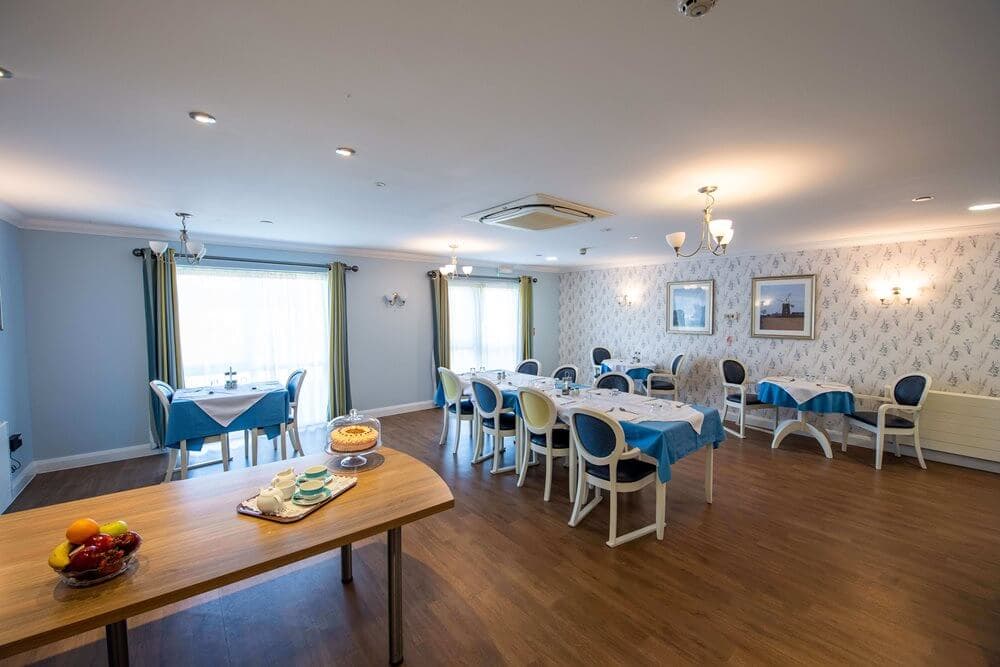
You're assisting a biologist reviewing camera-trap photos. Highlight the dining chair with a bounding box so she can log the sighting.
[595,371,634,394]
[150,380,230,482]
[438,367,476,455]
[590,346,612,378]
[246,371,306,464]
[516,388,575,502]
[645,354,685,401]
[842,373,932,470]
[516,358,541,375]
[719,358,778,439]
[567,408,665,548]
[551,364,579,383]
[470,377,519,474]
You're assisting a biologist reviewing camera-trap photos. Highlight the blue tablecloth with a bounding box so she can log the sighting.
[601,363,654,383]
[165,389,290,450]
[757,382,854,414]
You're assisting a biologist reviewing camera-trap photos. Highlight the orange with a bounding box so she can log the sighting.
[65,518,100,544]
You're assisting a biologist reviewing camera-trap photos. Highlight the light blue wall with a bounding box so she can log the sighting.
[18,229,560,460]
[0,220,33,477]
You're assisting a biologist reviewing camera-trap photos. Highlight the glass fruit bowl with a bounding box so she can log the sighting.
[57,535,142,588]
[326,409,382,469]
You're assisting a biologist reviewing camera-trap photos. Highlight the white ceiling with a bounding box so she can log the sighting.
[1,0,998,268]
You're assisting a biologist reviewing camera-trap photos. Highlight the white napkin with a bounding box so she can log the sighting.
[760,377,853,405]
[175,386,274,427]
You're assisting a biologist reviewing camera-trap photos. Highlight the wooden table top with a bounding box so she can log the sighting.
[0,448,454,658]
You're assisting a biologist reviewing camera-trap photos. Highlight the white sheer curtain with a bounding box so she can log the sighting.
[176,265,330,427]
[448,279,520,371]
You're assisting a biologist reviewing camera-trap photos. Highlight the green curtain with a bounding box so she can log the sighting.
[519,276,534,360]
[328,262,352,418]
[141,248,184,447]
[430,270,450,406]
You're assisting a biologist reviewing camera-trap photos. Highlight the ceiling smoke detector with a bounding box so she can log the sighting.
[677,0,717,17]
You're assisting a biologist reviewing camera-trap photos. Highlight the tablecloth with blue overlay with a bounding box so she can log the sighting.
[165,389,289,450]
[757,382,855,414]
[601,363,655,383]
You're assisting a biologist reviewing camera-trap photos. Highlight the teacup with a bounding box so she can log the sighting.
[302,465,329,480]
[298,480,326,498]
[256,487,284,514]
[274,478,296,500]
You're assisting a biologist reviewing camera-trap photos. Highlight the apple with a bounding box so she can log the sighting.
[97,549,126,576]
[83,534,116,553]
[67,545,104,572]
[113,531,141,555]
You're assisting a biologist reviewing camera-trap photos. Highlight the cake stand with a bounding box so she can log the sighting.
[325,440,382,470]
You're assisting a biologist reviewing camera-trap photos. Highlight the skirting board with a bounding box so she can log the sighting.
[361,400,437,418]
[3,463,37,512]
[32,443,158,474]
[742,414,1000,474]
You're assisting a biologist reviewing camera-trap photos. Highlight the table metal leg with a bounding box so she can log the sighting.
[105,619,129,667]
[341,544,353,583]
[388,527,403,665]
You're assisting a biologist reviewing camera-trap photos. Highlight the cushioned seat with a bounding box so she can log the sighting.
[649,378,675,390]
[529,428,570,447]
[447,398,475,415]
[482,412,517,430]
[727,392,764,405]
[847,411,915,429]
[585,459,657,483]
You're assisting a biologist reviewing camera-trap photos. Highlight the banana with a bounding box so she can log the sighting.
[47,541,72,570]
[99,520,128,537]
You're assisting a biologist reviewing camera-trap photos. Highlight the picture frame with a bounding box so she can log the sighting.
[751,274,817,339]
[666,279,714,335]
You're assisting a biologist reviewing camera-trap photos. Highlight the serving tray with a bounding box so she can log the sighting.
[237,475,357,523]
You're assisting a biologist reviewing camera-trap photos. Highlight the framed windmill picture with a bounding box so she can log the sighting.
[751,274,816,339]
[666,279,714,334]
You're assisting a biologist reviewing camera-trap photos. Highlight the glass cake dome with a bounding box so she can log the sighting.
[326,408,382,468]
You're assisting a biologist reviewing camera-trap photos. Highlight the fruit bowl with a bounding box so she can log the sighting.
[48,518,142,588]
[57,547,140,588]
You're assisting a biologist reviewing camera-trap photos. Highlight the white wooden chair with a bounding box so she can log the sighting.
[645,354,685,401]
[590,346,612,379]
[438,367,476,455]
[842,373,932,470]
[567,408,665,547]
[516,358,541,375]
[719,358,778,439]
[150,380,230,482]
[595,371,634,394]
[470,377,519,474]
[516,387,575,502]
[551,364,579,383]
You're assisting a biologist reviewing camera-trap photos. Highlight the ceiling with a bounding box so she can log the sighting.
[1,0,998,268]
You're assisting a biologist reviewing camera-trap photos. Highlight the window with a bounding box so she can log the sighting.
[448,280,520,371]
[176,265,330,427]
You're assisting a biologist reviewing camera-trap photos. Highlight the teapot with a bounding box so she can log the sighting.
[256,487,285,515]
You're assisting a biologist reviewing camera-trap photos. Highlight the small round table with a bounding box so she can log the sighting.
[757,377,855,459]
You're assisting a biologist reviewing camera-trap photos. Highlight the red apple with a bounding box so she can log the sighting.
[83,534,116,553]
[67,545,104,572]
[113,531,141,555]
[97,549,126,576]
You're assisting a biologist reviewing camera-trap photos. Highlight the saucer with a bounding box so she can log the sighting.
[292,487,333,506]
[296,473,333,485]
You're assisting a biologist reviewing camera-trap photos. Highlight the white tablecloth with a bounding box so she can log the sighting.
[552,389,704,434]
[174,381,283,427]
[602,359,656,372]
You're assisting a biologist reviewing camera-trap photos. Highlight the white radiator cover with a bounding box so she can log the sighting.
[919,390,1000,463]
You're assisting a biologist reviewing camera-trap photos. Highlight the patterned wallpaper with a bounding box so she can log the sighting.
[559,233,1000,413]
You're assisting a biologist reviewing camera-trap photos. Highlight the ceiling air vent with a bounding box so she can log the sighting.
[463,194,612,231]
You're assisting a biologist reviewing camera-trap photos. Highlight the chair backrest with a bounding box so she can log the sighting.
[470,378,502,418]
[517,387,558,434]
[286,369,307,406]
[719,358,747,386]
[438,367,464,405]
[517,358,541,375]
[892,373,932,407]
[569,408,626,467]
[551,365,578,383]
[670,354,685,375]
[595,372,634,393]
[591,346,612,365]
[149,380,174,411]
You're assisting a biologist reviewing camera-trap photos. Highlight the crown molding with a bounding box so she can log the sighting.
[0,201,25,225]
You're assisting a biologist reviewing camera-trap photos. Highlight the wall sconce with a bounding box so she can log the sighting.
[383,291,406,308]
[875,283,917,307]
[616,294,632,308]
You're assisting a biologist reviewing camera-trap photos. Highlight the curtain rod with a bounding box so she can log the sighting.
[131,248,358,272]
[426,270,536,283]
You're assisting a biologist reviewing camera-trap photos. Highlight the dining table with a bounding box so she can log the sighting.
[757,376,855,458]
[600,359,657,384]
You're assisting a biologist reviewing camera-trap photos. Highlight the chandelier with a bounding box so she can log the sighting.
[439,244,473,277]
[149,212,207,264]
[665,185,734,258]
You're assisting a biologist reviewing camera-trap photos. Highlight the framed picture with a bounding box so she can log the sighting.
[666,279,714,334]
[751,274,817,339]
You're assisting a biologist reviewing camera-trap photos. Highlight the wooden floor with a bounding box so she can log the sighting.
[4,410,999,666]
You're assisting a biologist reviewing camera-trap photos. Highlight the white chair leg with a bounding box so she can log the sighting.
[738,406,746,439]
[453,417,462,456]
[875,431,885,470]
[655,482,666,540]
[163,448,178,483]
[279,423,288,460]
[704,445,713,504]
[438,407,449,446]
[606,488,619,547]
[568,447,577,502]
[841,416,849,452]
[221,433,231,472]
[912,429,927,469]
[543,448,553,502]
[517,443,530,488]
[251,429,259,467]
[291,423,304,456]
[569,464,587,526]
[180,441,189,480]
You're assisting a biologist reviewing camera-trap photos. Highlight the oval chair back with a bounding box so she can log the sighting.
[670,354,685,375]
[569,408,626,468]
[893,373,931,407]
[470,378,502,420]
[516,358,541,375]
[551,365,578,383]
[591,346,612,366]
[517,387,559,435]
[438,367,464,405]
[719,358,747,386]
[149,380,175,418]
[595,372,634,394]
[286,369,307,407]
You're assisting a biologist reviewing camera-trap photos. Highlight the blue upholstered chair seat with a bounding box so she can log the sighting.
[482,413,517,430]
[650,378,675,390]
[447,398,475,415]
[728,392,764,405]
[585,459,657,483]
[529,429,570,447]
[848,411,915,429]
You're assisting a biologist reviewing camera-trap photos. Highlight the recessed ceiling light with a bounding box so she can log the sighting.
[260,219,274,224]
[968,202,1000,211]
[188,111,216,124]
[0,67,12,79]
[335,147,356,157]
[911,195,934,203]
[545,256,558,261]
[628,235,639,240]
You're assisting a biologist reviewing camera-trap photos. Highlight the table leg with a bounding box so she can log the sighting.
[704,444,714,504]
[280,423,288,460]
[388,527,403,665]
[771,411,834,459]
[341,544,353,583]
[105,619,129,667]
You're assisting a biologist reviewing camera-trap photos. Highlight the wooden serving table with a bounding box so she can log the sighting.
[0,448,454,665]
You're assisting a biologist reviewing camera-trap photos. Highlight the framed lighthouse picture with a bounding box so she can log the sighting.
[750,274,817,339]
